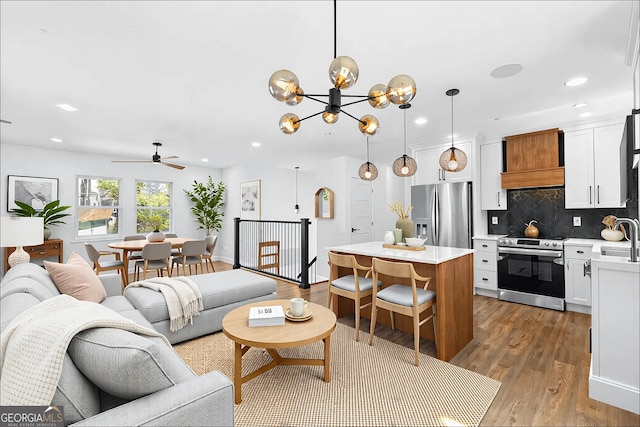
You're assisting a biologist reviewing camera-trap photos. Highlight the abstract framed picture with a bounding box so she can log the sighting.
[7,175,59,211]
[240,180,261,220]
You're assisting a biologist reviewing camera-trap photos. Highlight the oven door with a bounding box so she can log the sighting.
[497,247,565,298]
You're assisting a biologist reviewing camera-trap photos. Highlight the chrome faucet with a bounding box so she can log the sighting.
[615,218,640,262]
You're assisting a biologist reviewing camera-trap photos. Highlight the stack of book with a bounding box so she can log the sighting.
[248,305,285,327]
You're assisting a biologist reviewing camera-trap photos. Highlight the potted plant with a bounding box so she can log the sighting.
[388,201,414,241]
[147,213,166,242]
[12,199,71,240]
[184,177,226,242]
[601,215,626,241]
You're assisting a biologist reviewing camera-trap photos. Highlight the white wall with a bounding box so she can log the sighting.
[0,142,221,276]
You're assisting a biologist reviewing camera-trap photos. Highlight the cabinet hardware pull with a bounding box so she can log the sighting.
[482,244,488,248]
[482,259,488,263]
[597,185,600,204]
[482,278,488,281]
[589,185,592,204]
[497,192,501,207]
[577,250,584,254]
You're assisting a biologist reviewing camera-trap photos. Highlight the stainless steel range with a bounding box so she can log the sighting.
[497,236,566,311]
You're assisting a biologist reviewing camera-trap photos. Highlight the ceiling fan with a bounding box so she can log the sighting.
[111,142,185,170]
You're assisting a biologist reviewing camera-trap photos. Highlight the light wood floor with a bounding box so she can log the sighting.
[140,262,640,426]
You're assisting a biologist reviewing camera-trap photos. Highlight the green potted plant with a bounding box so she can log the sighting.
[147,213,167,242]
[184,177,226,241]
[12,199,71,240]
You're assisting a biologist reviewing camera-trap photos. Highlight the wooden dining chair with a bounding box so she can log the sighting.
[202,236,218,273]
[124,234,147,263]
[164,233,181,256]
[171,240,206,276]
[134,242,172,281]
[84,242,128,292]
[327,251,380,342]
[369,257,436,366]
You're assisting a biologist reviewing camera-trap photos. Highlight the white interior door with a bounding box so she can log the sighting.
[351,178,372,243]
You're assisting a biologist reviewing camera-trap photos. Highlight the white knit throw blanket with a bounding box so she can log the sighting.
[127,276,203,332]
[0,294,169,406]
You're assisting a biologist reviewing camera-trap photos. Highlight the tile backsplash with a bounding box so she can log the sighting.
[487,186,639,239]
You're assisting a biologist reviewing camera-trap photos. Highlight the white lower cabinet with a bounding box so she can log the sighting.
[473,238,498,292]
[564,244,592,310]
[589,257,640,414]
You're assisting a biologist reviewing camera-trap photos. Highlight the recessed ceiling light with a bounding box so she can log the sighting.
[564,77,588,87]
[580,112,592,118]
[201,158,208,162]
[56,103,78,112]
[50,137,63,143]
[573,102,588,108]
[414,117,427,125]
[490,63,524,78]
[251,142,261,147]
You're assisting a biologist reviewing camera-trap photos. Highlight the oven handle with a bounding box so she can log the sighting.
[497,247,563,257]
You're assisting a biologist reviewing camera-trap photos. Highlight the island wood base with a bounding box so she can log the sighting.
[331,252,474,362]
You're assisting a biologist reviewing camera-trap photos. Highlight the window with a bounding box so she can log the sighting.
[77,177,120,237]
[136,181,171,232]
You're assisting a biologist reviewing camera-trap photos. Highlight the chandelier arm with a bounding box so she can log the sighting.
[301,94,330,105]
[294,110,327,124]
[340,97,373,108]
[338,108,366,124]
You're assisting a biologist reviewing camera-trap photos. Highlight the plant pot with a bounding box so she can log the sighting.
[147,230,166,242]
[395,218,414,240]
[601,228,624,242]
[43,227,52,240]
[384,231,395,245]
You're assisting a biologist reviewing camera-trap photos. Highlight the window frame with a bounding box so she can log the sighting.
[75,175,122,241]
[135,179,173,233]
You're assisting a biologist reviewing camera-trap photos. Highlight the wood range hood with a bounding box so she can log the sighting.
[500,128,565,189]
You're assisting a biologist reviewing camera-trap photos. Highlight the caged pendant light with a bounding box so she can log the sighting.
[439,89,467,172]
[268,0,416,137]
[358,137,378,181]
[392,104,418,177]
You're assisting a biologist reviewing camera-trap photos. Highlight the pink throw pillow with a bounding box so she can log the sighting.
[45,252,107,303]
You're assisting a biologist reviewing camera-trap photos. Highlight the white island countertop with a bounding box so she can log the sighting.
[326,241,474,265]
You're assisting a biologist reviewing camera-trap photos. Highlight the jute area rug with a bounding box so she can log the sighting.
[174,323,501,427]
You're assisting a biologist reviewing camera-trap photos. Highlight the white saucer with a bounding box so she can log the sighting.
[396,243,407,246]
[285,308,313,321]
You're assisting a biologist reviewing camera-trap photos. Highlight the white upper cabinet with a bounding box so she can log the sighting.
[564,123,625,209]
[413,141,472,185]
[480,142,507,210]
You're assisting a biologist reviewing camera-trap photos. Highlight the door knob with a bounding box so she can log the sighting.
[351,228,359,232]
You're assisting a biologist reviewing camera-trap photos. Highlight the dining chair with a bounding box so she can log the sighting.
[171,240,206,276]
[327,251,380,342]
[134,241,172,281]
[84,242,128,292]
[164,233,181,257]
[368,257,436,366]
[202,236,218,273]
[124,234,147,262]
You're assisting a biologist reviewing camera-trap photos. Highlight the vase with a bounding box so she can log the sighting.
[383,231,395,245]
[43,227,52,240]
[395,218,414,240]
[601,228,624,242]
[147,230,166,242]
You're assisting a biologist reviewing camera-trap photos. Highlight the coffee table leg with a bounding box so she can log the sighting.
[234,341,242,404]
[323,335,331,382]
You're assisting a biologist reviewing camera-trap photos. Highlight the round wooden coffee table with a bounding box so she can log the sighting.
[222,299,337,404]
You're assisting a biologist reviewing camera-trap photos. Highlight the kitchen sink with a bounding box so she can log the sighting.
[600,246,631,257]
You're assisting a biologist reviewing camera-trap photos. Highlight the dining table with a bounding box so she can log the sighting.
[108,237,196,273]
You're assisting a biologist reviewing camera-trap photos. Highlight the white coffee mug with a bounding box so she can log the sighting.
[290,297,307,317]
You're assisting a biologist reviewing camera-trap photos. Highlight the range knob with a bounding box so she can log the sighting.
[544,242,550,246]
[498,239,505,244]
[552,242,559,247]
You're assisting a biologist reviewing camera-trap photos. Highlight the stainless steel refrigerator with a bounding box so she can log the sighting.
[410,182,473,249]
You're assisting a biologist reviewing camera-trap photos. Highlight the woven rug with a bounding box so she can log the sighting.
[174,323,501,427]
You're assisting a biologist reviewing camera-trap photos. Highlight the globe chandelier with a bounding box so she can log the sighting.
[439,89,467,172]
[268,0,416,136]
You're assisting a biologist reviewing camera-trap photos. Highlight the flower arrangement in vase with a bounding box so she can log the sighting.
[601,215,626,241]
[388,202,414,240]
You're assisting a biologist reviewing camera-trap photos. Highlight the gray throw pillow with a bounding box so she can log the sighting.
[68,328,195,399]
[52,354,100,425]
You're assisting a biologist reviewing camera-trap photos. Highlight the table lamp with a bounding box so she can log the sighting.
[1,216,44,267]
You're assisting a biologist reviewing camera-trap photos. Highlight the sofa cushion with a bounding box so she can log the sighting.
[100,295,136,314]
[68,327,195,400]
[44,252,107,303]
[0,262,60,295]
[0,292,41,333]
[52,353,101,425]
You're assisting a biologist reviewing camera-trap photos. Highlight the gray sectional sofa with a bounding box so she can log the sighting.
[0,262,277,426]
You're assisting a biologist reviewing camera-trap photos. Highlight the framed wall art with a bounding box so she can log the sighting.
[240,180,261,220]
[7,175,59,211]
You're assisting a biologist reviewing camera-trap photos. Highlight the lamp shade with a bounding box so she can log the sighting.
[392,154,418,177]
[1,216,44,247]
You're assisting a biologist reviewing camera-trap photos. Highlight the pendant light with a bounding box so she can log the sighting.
[294,166,300,214]
[358,137,378,181]
[392,104,418,177]
[439,89,467,172]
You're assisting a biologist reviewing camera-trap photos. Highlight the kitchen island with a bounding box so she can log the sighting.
[326,241,474,361]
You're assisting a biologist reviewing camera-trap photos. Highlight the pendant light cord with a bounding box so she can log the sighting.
[451,94,455,149]
[366,137,370,163]
[403,107,407,154]
[333,0,337,59]
[295,167,299,204]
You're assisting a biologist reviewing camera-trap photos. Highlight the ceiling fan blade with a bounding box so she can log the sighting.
[163,162,185,170]
[111,160,151,163]
[161,155,179,160]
